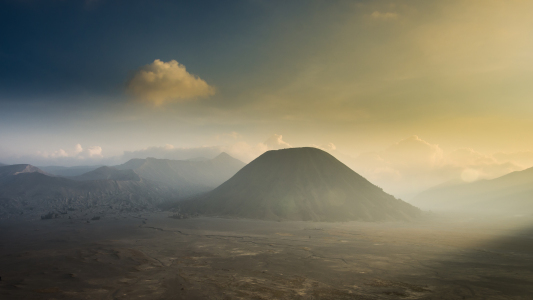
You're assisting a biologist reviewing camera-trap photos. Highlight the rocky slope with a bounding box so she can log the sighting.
[0,165,173,218]
[0,153,246,219]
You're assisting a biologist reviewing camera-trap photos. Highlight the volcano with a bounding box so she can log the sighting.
[178,147,420,221]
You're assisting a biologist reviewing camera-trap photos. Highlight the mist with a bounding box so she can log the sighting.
[2,0,533,298]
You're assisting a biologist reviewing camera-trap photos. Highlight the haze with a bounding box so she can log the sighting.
[2,0,533,198]
[1,1,533,299]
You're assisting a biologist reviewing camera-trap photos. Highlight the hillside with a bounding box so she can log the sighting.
[177,147,420,221]
[0,164,48,178]
[115,152,245,197]
[0,165,175,218]
[39,165,101,177]
[411,166,533,213]
[72,166,141,181]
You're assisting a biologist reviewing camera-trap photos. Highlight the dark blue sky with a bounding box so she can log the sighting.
[0,0,315,100]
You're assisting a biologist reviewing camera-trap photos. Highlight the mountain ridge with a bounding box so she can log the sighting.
[71,166,141,181]
[0,153,246,218]
[411,165,533,213]
[114,152,245,197]
[0,164,49,178]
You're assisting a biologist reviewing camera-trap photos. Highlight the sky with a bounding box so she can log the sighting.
[1,0,533,198]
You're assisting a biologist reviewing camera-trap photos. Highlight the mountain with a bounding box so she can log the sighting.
[39,165,102,177]
[411,166,533,213]
[71,166,141,181]
[0,164,48,178]
[115,152,245,198]
[0,164,174,218]
[0,163,6,167]
[0,153,245,218]
[176,147,420,222]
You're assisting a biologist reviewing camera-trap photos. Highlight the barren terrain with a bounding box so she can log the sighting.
[1,212,533,299]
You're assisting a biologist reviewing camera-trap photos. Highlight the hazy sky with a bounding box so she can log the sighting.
[1,0,533,197]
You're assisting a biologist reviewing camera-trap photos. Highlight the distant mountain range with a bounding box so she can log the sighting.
[0,153,245,219]
[176,147,421,221]
[39,165,102,177]
[411,166,533,213]
[0,164,49,177]
[0,164,175,218]
[114,152,245,197]
[71,166,141,182]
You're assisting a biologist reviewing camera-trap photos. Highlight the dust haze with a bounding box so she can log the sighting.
[2,1,533,298]
[1,148,533,299]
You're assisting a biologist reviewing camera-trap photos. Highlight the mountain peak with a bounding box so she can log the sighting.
[212,152,242,164]
[0,164,48,178]
[179,147,420,222]
[214,152,231,159]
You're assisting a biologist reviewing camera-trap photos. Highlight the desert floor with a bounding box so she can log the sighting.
[1,212,533,299]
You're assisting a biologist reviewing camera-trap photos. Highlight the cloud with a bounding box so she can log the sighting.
[345,136,524,199]
[74,144,83,155]
[114,135,528,199]
[312,142,337,152]
[87,146,103,157]
[42,149,69,158]
[370,11,398,20]
[383,135,444,169]
[220,134,290,162]
[493,151,533,169]
[222,142,269,163]
[320,142,337,151]
[122,145,222,161]
[37,144,103,160]
[263,134,291,150]
[126,59,215,105]
[121,134,291,163]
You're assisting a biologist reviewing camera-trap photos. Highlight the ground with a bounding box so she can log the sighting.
[1,212,533,299]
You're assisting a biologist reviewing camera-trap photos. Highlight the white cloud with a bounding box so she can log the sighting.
[126,59,215,105]
[221,141,269,163]
[343,136,524,199]
[87,146,103,158]
[313,142,337,151]
[38,149,69,158]
[263,134,291,150]
[37,144,103,160]
[220,134,291,162]
[74,144,83,155]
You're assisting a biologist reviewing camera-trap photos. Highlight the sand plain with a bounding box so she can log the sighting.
[1,212,533,299]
